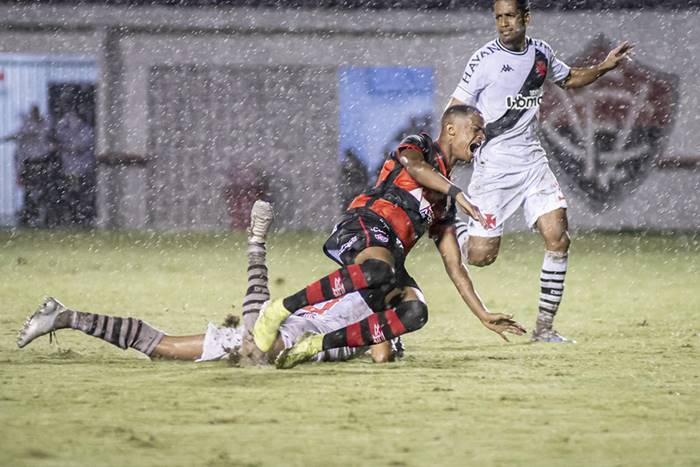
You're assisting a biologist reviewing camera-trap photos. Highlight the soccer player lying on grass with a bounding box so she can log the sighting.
[16,201,401,365]
[254,105,527,370]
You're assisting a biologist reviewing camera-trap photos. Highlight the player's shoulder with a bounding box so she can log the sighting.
[529,37,557,56]
[399,132,433,154]
[467,38,504,63]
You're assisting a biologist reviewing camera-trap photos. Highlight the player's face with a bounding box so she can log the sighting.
[452,114,486,163]
[494,0,529,49]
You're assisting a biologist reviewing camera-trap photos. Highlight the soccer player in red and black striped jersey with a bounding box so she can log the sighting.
[254,105,527,369]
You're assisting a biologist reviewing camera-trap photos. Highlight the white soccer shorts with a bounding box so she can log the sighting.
[466,162,567,238]
[196,323,243,362]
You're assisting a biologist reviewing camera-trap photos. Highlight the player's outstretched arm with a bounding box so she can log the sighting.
[435,226,527,342]
[559,41,634,89]
[399,148,485,226]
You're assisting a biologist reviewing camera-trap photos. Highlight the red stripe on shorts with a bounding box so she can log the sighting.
[347,264,368,289]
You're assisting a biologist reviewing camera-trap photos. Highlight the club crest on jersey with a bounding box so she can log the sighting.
[539,35,678,209]
[506,89,543,110]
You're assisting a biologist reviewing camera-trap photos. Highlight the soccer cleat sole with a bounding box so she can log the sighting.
[17,297,66,348]
[248,200,274,244]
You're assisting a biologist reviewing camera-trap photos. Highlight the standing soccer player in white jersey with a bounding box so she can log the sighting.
[447,0,633,342]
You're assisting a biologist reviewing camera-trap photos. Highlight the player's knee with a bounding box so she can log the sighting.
[360,259,396,288]
[396,300,429,333]
[545,231,570,252]
[467,250,498,267]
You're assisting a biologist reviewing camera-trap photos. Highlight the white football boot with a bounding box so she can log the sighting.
[531,328,575,344]
[248,200,274,244]
[17,297,67,348]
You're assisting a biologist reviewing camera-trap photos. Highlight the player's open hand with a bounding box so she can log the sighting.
[604,41,634,70]
[480,312,527,342]
[456,192,486,227]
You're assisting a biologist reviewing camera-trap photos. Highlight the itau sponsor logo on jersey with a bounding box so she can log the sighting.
[539,35,678,209]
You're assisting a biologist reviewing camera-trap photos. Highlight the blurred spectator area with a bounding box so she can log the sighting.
[1,1,698,232]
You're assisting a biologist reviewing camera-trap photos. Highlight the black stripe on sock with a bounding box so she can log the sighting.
[110,317,123,343]
[359,320,373,345]
[87,314,98,335]
[96,316,109,339]
[124,318,133,347]
[540,278,565,283]
[539,297,561,306]
[320,277,333,300]
[133,320,142,344]
[248,274,267,281]
[376,312,394,340]
[541,269,566,275]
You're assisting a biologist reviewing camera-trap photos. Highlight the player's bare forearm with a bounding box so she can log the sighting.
[436,230,489,321]
[400,149,454,195]
[436,228,528,340]
[560,41,634,89]
[559,64,610,89]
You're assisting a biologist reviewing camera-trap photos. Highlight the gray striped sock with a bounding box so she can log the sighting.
[242,241,270,334]
[69,310,165,356]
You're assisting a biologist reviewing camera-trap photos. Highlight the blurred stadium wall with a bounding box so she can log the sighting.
[0,3,698,231]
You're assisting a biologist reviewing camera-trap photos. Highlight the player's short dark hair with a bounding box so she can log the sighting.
[494,0,530,14]
[441,105,482,127]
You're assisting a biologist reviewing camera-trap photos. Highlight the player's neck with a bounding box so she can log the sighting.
[435,134,456,166]
[499,36,527,52]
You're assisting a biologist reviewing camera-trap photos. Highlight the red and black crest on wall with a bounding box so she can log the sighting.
[539,35,679,209]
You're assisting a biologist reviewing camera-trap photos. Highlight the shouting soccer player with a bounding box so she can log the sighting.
[16,201,399,365]
[255,105,527,369]
[447,0,633,342]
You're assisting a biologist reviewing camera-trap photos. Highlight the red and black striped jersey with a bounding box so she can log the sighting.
[348,133,456,253]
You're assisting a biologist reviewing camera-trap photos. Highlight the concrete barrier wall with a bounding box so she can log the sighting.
[0,5,697,231]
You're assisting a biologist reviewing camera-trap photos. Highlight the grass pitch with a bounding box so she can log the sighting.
[0,229,698,467]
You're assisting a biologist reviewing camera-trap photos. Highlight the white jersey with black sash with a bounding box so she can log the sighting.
[453,37,571,172]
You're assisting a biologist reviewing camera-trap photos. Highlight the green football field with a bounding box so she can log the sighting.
[0,230,698,466]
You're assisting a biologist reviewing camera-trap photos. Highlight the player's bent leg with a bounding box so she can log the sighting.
[242,200,273,334]
[533,208,573,343]
[276,295,427,370]
[16,297,165,357]
[466,235,501,267]
[253,250,396,352]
